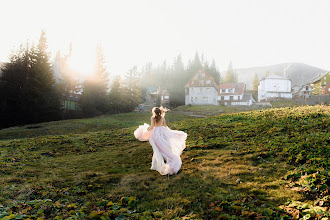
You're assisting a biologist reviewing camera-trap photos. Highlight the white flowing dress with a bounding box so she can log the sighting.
[134,122,187,175]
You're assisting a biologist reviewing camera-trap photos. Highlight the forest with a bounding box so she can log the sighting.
[0,31,239,129]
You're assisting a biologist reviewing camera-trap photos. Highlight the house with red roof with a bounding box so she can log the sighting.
[185,70,255,106]
[218,83,254,105]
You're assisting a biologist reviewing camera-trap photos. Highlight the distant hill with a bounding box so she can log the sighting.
[235,63,327,90]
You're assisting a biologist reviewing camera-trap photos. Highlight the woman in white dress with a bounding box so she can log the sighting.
[134,106,187,175]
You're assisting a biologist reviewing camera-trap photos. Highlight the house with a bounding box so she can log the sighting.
[218,83,254,106]
[258,74,292,102]
[184,70,218,105]
[146,86,170,105]
[292,84,312,99]
[62,91,81,111]
[184,70,254,106]
[310,71,330,95]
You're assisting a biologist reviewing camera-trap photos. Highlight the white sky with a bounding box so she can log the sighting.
[0,0,329,77]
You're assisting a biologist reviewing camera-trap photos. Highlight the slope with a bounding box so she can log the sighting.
[0,106,329,219]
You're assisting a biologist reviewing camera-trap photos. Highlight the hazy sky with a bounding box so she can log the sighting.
[1,0,329,77]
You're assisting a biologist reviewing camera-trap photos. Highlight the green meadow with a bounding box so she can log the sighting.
[0,105,329,219]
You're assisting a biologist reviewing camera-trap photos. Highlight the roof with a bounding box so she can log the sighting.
[260,74,291,81]
[310,71,329,84]
[218,83,245,96]
[184,70,218,89]
[242,93,255,102]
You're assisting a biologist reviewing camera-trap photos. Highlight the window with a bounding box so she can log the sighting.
[203,97,208,102]
[161,96,164,100]
[201,73,205,77]
[222,89,226,93]
[164,96,169,99]
[238,96,240,100]
[206,80,211,85]
[199,80,204,86]
[230,96,234,100]
[195,97,197,101]
[221,96,224,100]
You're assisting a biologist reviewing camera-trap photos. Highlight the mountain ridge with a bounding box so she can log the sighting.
[234,63,327,90]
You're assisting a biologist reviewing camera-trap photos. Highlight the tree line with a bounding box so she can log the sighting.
[0,31,240,128]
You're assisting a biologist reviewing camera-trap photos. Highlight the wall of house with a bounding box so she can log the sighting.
[218,95,243,101]
[258,79,292,102]
[185,87,218,105]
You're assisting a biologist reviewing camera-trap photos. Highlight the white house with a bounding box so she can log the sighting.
[258,74,292,102]
[218,83,254,106]
[185,70,254,106]
[292,84,312,99]
[184,70,218,105]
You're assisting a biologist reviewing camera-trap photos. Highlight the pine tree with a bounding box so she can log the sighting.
[204,59,221,84]
[108,76,123,114]
[123,66,142,112]
[32,30,61,121]
[168,54,186,107]
[55,44,80,112]
[223,62,237,83]
[186,52,202,80]
[0,31,61,127]
[80,46,109,116]
[253,73,260,91]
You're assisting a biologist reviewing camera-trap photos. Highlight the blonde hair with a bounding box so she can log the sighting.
[152,106,169,122]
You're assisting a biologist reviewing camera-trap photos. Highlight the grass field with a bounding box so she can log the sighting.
[0,105,329,219]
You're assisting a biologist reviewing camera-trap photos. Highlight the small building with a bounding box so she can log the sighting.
[218,83,254,106]
[292,84,312,99]
[62,92,80,111]
[258,74,292,102]
[184,70,218,105]
[146,86,170,105]
[184,70,254,106]
[310,71,330,95]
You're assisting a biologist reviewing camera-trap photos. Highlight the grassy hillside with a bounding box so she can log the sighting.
[0,106,329,219]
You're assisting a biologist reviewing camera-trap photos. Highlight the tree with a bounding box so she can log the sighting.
[108,76,123,114]
[55,44,80,112]
[168,54,186,107]
[223,62,237,83]
[80,46,109,116]
[253,73,260,91]
[123,66,142,111]
[186,52,202,80]
[0,31,61,127]
[204,59,221,84]
[32,30,61,121]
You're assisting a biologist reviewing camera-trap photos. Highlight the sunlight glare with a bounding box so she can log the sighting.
[67,46,96,79]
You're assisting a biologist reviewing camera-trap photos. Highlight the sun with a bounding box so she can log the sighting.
[67,47,96,79]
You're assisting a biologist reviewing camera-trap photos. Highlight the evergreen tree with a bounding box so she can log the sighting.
[223,62,237,83]
[55,44,80,112]
[123,66,142,111]
[108,76,123,114]
[80,46,109,116]
[253,73,260,91]
[203,59,221,84]
[186,52,202,80]
[0,31,61,127]
[32,30,61,121]
[168,54,186,107]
